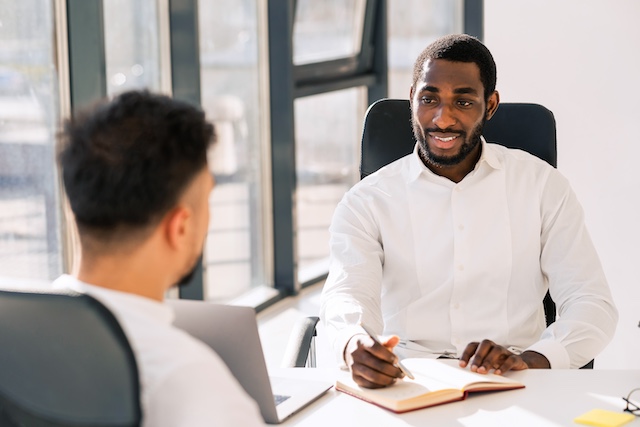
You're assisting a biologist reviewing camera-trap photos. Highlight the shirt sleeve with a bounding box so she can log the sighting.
[527,168,618,369]
[143,360,265,427]
[320,191,385,367]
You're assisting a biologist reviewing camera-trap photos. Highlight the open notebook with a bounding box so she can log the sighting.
[167,299,331,424]
[336,358,524,413]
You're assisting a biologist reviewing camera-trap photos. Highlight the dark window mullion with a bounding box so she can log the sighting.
[167,0,205,300]
[293,57,360,83]
[367,0,386,105]
[168,0,202,107]
[294,73,377,99]
[268,0,298,296]
[357,0,378,71]
[464,0,484,40]
[66,0,107,112]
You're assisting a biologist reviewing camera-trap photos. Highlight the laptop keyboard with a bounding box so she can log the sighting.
[274,394,291,406]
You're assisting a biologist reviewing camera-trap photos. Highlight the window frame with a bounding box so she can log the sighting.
[54,0,482,308]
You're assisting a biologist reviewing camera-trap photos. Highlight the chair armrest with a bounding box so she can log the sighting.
[281,316,319,368]
[580,360,594,369]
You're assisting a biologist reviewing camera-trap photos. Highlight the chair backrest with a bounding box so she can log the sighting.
[359,98,558,327]
[361,98,557,176]
[0,289,142,427]
[282,316,320,368]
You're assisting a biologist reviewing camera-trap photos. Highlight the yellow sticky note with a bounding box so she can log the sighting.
[574,408,635,427]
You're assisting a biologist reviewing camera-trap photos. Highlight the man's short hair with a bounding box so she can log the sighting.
[412,34,497,100]
[60,90,215,241]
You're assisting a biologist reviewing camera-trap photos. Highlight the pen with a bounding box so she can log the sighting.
[360,323,415,380]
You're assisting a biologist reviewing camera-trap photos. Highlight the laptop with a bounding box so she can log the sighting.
[167,299,332,424]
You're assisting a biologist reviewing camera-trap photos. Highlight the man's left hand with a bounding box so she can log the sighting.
[458,339,550,375]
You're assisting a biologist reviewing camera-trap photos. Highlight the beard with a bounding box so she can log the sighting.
[413,116,486,167]
[176,253,203,287]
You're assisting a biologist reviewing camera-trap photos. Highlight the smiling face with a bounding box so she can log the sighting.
[410,58,499,181]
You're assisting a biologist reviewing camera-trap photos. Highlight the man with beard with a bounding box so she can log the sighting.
[55,90,264,425]
[320,34,617,388]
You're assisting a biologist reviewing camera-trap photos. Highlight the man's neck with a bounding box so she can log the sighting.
[77,253,167,302]
[422,143,482,183]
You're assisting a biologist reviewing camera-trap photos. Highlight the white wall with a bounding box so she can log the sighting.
[484,0,640,368]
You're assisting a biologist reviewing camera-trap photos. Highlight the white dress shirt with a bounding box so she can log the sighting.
[321,140,618,369]
[53,275,264,427]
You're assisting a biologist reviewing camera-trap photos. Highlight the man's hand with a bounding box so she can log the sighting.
[344,334,404,389]
[458,339,550,375]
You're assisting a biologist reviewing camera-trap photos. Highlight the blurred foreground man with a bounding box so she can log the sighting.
[56,90,264,425]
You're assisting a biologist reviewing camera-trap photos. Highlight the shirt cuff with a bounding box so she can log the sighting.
[333,325,368,369]
[525,340,570,369]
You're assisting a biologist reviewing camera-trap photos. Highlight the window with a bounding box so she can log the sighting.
[293,0,367,65]
[294,87,365,283]
[387,0,463,98]
[198,0,268,301]
[103,0,164,95]
[0,0,466,307]
[0,0,61,286]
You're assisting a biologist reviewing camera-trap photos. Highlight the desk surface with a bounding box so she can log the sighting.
[272,364,640,426]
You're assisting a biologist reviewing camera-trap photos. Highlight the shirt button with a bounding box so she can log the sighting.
[458,264,464,271]
[452,303,460,309]
[458,224,464,231]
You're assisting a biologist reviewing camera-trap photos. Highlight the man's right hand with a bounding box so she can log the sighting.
[344,333,404,389]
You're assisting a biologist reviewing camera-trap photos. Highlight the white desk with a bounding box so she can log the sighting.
[273,364,640,426]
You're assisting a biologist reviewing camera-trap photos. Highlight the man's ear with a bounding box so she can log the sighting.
[409,85,415,109]
[485,90,500,121]
[164,206,191,250]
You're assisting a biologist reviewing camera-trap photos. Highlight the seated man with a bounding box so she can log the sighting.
[56,90,264,425]
[320,34,618,389]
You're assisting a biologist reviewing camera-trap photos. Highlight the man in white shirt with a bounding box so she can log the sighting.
[57,90,264,425]
[320,34,618,389]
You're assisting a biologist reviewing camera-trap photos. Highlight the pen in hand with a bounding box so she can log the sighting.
[360,323,415,380]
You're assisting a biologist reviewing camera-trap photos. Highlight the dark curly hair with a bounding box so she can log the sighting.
[60,90,215,240]
[412,34,497,100]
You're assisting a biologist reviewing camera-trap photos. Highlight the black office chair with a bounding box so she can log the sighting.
[0,289,142,427]
[286,98,593,369]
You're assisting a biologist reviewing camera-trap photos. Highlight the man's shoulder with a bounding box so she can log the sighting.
[486,142,555,175]
[352,153,412,191]
[485,143,572,198]
[70,283,222,374]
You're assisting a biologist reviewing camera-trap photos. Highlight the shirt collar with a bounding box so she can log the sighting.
[406,136,502,183]
[52,274,175,325]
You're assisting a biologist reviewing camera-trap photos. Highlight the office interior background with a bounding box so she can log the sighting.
[0,0,637,370]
